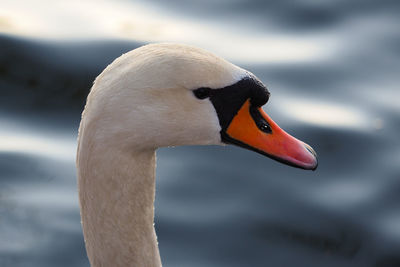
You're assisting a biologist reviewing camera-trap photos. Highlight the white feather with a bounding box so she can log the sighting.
[77,43,249,267]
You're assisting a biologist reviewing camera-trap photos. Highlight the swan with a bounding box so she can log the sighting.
[76,43,318,266]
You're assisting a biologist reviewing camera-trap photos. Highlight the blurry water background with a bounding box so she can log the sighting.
[1,0,400,266]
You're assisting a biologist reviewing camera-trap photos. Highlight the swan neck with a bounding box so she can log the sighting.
[77,143,161,267]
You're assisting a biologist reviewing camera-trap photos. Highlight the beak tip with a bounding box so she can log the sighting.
[303,143,317,157]
[299,143,318,171]
[303,143,318,171]
[311,159,318,171]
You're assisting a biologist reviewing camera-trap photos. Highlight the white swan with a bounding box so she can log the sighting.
[76,43,317,266]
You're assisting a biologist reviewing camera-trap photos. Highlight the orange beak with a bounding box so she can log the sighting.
[223,99,318,170]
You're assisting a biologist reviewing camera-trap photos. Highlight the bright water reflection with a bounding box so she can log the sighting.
[0,0,335,63]
[276,98,369,130]
[0,118,76,161]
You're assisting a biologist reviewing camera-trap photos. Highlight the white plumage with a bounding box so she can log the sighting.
[77,43,250,266]
[76,43,317,267]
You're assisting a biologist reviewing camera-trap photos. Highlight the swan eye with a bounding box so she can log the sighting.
[193,87,211,99]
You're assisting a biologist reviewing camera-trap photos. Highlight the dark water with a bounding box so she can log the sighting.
[1,1,400,266]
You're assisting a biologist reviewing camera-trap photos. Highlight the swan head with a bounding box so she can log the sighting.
[82,43,317,170]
